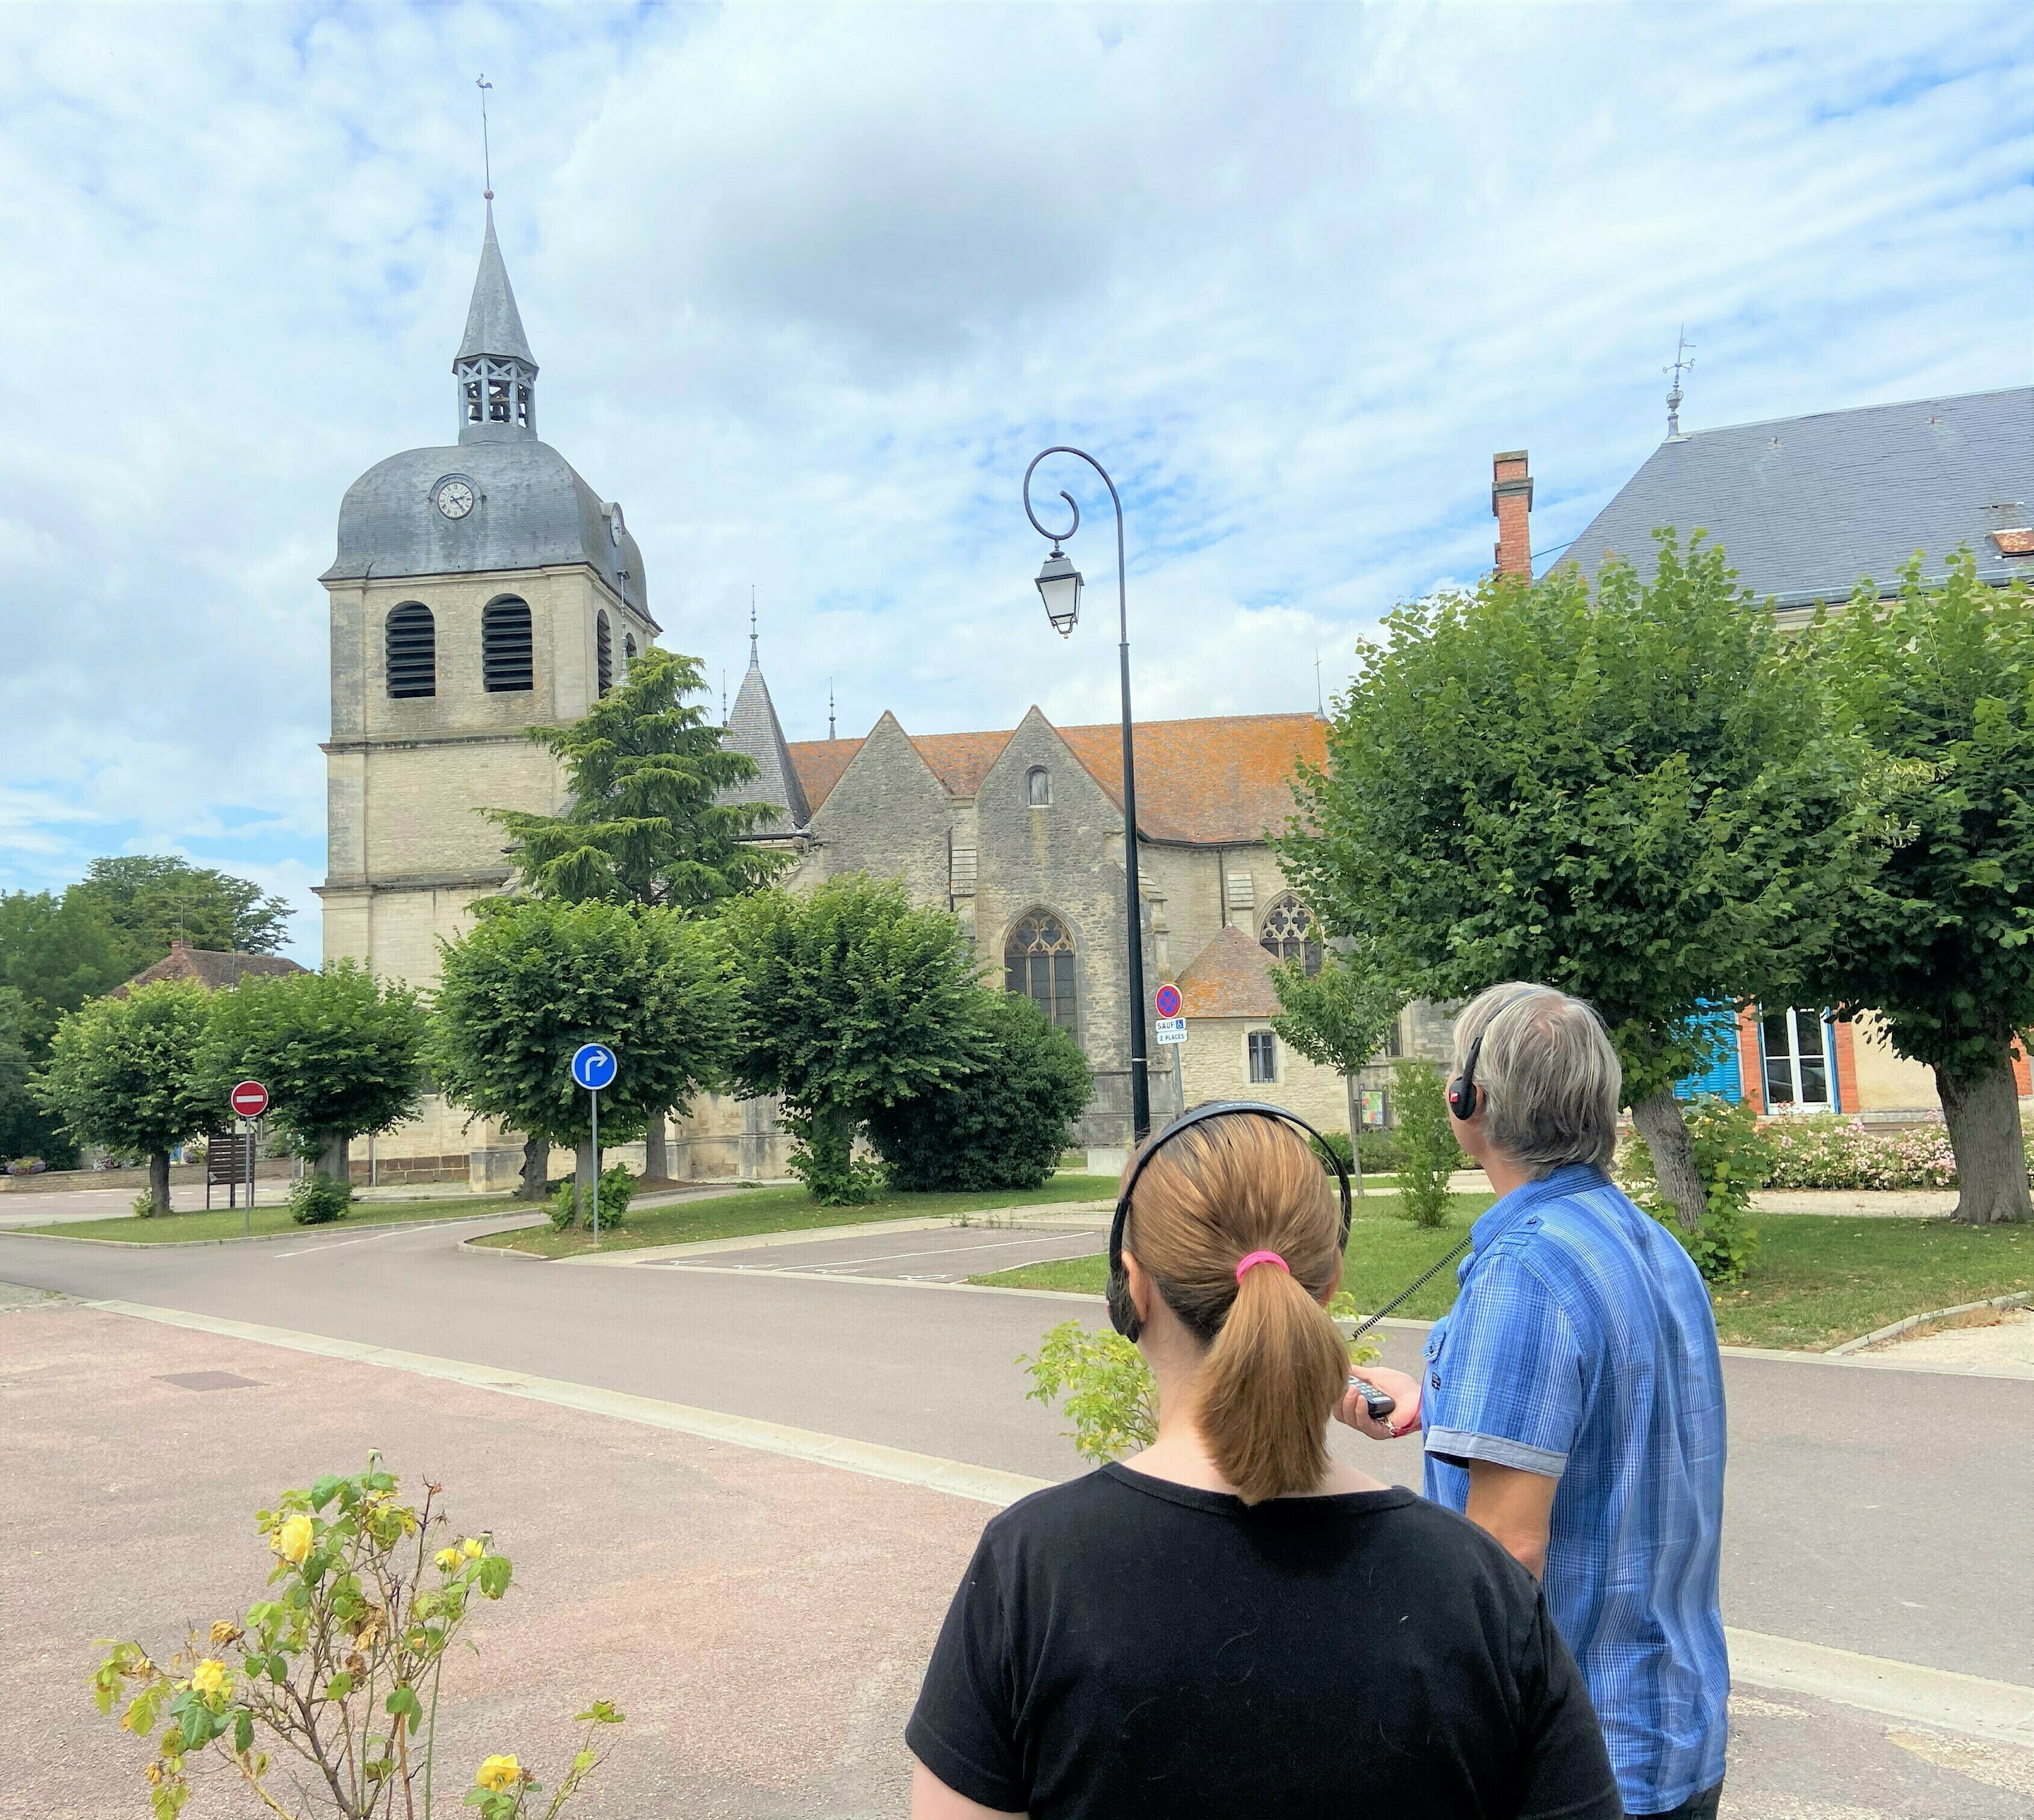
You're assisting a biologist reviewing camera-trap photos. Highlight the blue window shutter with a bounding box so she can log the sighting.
[1675,1001,1743,1102]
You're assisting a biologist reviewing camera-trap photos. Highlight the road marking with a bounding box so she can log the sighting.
[273,1228,431,1258]
[744,1233,1102,1274]
[72,1297,2034,1747]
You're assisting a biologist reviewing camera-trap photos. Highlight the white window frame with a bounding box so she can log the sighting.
[1246,1027,1279,1085]
[1761,1006,1835,1113]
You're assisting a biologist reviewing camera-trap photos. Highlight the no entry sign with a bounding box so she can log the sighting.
[229,1080,270,1119]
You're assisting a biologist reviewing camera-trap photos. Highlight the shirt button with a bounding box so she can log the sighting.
[1430,1375,1441,1390]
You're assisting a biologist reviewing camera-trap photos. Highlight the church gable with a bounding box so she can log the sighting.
[802,711,956,901]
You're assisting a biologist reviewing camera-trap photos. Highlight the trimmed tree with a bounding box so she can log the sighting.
[486,645,788,1177]
[1269,949,1407,1196]
[199,962,427,1184]
[1277,534,1878,1233]
[1801,554,2034,1222]
[719,876,981,1204]
[431,899,739,1221]
[866,991,1093,1191]
[32,980,215,1211]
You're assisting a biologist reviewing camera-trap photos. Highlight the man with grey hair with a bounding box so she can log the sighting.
[1341,982,1728,1820]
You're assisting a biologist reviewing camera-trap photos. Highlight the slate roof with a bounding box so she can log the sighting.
[456,202,537,367]
[1175,924,1281,1019]
[114,942,307,997]
[785,712,1324,847]
[1566,386,2034,609]
[721,658,810,829]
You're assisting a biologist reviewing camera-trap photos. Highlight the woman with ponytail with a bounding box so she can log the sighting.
[907,1107,1619,1820]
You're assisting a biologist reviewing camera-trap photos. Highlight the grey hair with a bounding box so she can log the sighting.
[1450,982,1622,1174]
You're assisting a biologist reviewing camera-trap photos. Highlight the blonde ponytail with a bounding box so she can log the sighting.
[1121,1114,1349,1505]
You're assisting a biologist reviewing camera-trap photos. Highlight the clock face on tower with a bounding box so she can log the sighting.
[433,477,476,521]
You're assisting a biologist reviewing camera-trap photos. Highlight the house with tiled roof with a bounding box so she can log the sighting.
[711,655,1420,1151]
[112,940,307,997]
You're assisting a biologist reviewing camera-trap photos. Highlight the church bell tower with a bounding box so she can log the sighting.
[317,203,658,1004]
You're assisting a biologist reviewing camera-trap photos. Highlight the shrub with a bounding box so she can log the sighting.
[1391,1059,1462,1228]
[130,1190,156,1219]
[1312,1127,1417,1180]
[867,992,1093,1192]
[7,1155,46,1176]
[1760,1115,1959,1190]
[595,1162,634,1227]
[1620,1095,1771,1284]
[548,1180,579,1230]
[89,1456,622,1820]
[286,1175,353,1226]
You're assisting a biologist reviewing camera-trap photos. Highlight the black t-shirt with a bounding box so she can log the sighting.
[907,1464,1620,1820]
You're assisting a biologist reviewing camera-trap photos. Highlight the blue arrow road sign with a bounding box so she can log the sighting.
[570,1043,618,1091]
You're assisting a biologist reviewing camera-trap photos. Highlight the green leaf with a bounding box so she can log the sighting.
[233,1710,254,1754]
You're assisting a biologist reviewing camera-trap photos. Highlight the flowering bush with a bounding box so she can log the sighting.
[90,1456,622,1819]
[1761,1116,1959,1190]
[7,1156,46,1175]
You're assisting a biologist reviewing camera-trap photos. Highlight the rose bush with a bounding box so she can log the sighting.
[90,1456,623,1820]
[1761,1116,1960,1190]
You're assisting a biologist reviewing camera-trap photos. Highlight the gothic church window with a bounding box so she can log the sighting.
[1026,766,1052,807]
[596,611,614,696]
[385,603,436,699]
[1006,911,1077,1033]
[1259,894,1323,976]
[482,597,534,693]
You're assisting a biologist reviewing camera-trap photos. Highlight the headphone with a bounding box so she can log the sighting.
[1444,988,1545,1122]
[1107,1100,1354,1341]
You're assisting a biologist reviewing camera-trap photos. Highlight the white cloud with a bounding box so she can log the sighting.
[1,2,2027,955]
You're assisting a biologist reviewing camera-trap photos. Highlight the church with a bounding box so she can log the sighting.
[317,206,1399,1186]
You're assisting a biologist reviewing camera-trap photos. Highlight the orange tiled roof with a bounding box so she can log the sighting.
[1175,925,1281,1018]
[787,712,1323,843]
[113,941,308,997]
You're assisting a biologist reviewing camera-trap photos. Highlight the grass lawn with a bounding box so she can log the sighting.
[970,1206,2034,1352]
[20,1197,524,1245]
[468,1174,1122,1259]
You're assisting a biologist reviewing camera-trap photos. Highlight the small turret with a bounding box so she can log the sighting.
[454,202,538,444]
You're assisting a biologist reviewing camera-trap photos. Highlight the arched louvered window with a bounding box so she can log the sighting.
[385,603,435,699]
[596,611,614,696]
[1006,910,1077,1033]
[481,597,534,693]
[624,631,638,663]
[1259,894,1323,977]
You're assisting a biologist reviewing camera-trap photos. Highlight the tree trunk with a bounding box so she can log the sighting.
[575,1134,599,1225]
[317,1131,350,1186]
[645,1112,669,1182]
[147,1150,170,1216]
[1937,1053,2032,1225]
[518,1134,549,1201]
[1344,1074,1365,1198]
[1630,1088,1705,1230]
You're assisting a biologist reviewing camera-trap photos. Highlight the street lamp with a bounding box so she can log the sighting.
[1022,446,1151,1144]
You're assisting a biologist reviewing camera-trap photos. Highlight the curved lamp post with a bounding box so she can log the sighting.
[1023,447,1150,1145]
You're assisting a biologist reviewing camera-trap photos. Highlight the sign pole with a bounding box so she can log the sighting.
[590,1086,601,1239]
[244,1119,253,1236]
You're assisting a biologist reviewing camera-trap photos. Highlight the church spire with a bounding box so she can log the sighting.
[453,202,538,444]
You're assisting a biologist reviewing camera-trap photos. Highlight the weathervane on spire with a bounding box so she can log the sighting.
[749,587,759,668]
[1665,326,1695,438]
[476,75,495,201]
[829,684,837,741]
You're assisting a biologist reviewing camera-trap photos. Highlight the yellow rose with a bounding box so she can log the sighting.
[191,1659,229,1697]
[434,1547,461,1571]
[462,1537,484,1560]
[475,1754,521,1793]
[273,1514,314,1564]
[209,1621,244,1647]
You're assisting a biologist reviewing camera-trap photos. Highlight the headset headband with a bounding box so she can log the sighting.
[1108,1101,1354,1338]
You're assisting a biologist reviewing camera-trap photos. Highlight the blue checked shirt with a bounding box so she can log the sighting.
[1421,1164,1729,1815]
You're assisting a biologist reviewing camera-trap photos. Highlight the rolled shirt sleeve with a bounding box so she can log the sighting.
[1426,1253,1588,1479]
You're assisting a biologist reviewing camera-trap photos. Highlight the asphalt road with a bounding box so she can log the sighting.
[4,1213,2032,1692]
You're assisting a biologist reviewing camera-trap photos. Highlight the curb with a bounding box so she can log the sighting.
[0,1210,543,1251]
[1826,1290,2034,1357]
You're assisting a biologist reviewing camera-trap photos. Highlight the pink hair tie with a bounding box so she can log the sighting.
[1235,1250,1288,1283]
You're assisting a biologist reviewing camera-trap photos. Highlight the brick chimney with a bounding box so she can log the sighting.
[1491,450,1533,578]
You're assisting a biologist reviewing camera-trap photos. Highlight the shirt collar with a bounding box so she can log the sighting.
[1467,1162,1610,1262]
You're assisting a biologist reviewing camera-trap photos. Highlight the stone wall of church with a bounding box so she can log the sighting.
[795,714,957,903]
[1178,1015,1352,1131]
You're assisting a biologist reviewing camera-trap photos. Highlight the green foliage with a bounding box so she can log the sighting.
[0,890,133,1167]
[1312,1126,1417,1177]
[866,991,1093,1192]
[70,854,293,961]
[592,1163,634,1227]
[432,898,738,1157]
[1270,947,1407,1080]
[1022,1320,1159,1464]
[131,1189,159,1219]
[1621,1095,1772,1283]
[32,981,216,1207]
[286,1175,353,1226]
[719,876,983,1204]
[487,646,790,911]
[89,1458,622,1820]
[547,1180,579,1230]
[1276,534,1880,1142]
[1389,1058,1462,1228]
[199,962,426,1172]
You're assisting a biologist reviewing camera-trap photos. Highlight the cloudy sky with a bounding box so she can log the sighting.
[1,3,2027,961]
